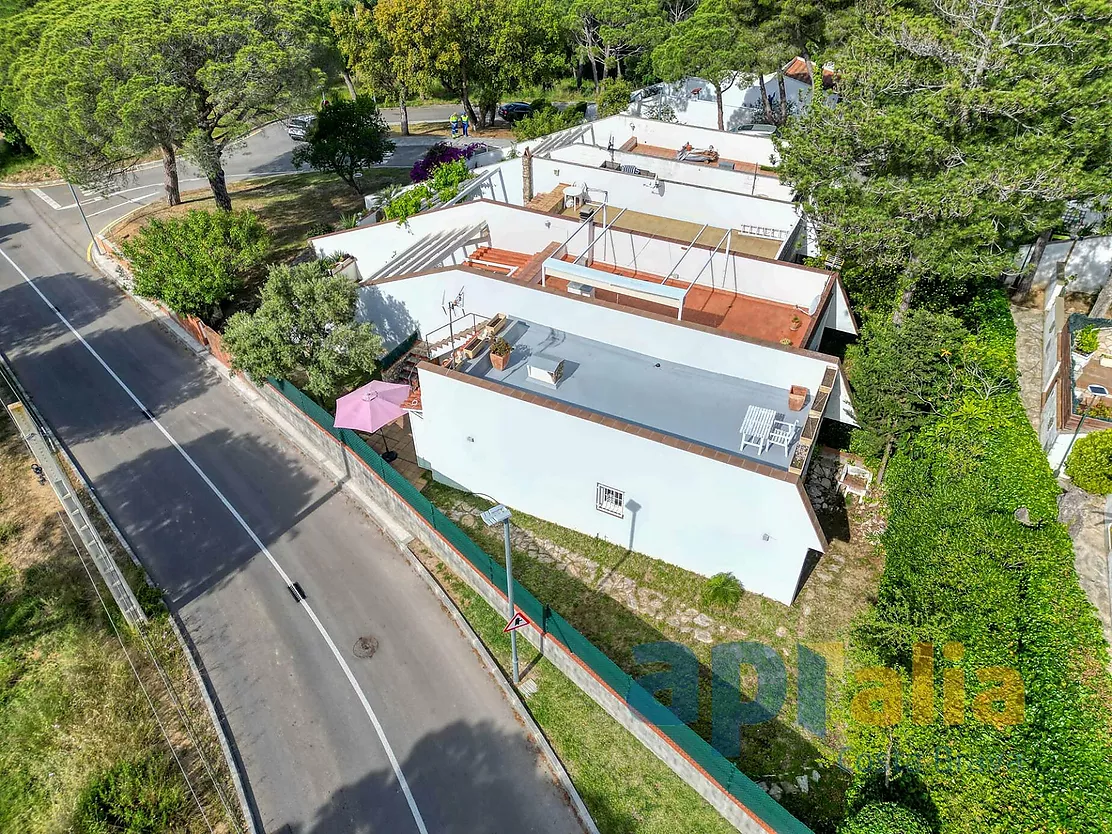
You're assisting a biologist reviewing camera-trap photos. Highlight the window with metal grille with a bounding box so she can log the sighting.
[596,483,624,518]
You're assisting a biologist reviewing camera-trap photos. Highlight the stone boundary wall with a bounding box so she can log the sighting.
[259,381,797,834]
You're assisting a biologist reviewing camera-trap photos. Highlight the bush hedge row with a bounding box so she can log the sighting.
[846,291,1112,832]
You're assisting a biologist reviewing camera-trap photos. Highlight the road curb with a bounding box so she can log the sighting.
[89,233,599,834]
[0,347,260,834]
[399,542,600,834]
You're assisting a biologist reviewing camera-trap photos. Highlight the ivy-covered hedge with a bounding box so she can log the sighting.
[846,291,1112,833]
[1065,429,1112,494]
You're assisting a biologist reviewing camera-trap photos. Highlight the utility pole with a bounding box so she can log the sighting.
[481,503,519,684]
[69,183,103,256]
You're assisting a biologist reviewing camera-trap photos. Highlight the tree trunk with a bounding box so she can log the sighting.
[207,166,232,212]
[461,91,479,126]
[777,71,788,124]
[715,85,725,131]
[616,57,623,79]
[589,56,600,91]
[574,61,583,90]
[759,73,773,124]
[160,141,180,206]
[877,439,893,484]
[1015,228,1052,296]
[341,68,357,100]
[893,280,915,326]
[399,87,409,137]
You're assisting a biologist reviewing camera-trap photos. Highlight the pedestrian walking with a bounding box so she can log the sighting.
[461,112,470,137]
[450,112,459,138]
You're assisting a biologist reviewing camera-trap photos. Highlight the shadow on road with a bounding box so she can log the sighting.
[89,424,319,608]
[282,719,603,834]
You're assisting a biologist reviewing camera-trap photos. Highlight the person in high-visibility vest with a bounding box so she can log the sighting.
[449,112,460,138]
[461,112,470,137]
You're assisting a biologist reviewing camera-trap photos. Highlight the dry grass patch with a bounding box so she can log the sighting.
[108,170,408,266]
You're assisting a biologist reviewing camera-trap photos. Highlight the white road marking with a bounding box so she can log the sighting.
[0,245,430,834]
[30,187,63,210]
[85,192,161,218]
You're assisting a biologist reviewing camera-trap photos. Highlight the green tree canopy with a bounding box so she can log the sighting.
[653,0,756,129]
[331,1,418,134]
[122,209,269,323]
[11,0,192,202]
[145,0,326,210]
[222,260,383,401]
[292,96,394,194]
[569,0,666,89]
[845,307,969,479]
[776,0,1112,315]
[374,0,567,128]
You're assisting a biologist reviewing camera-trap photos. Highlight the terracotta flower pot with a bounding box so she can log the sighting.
[788,384,808,411]
[491,350,511,371]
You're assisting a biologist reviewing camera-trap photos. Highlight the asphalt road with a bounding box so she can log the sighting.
[20,120,479,247]
[0,153,583,831]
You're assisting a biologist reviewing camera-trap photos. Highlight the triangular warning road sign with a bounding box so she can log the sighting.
[503,611,530,633]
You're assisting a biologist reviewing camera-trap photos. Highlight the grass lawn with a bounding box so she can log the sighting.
[411,541,739,834]
[0,418,237,833]
[423,479,887,832]
[0,151,59,184]
[108,169,410,266]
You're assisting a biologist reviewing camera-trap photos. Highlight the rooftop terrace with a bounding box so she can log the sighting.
[550,197,784,259]
[623,140,779,179]
[457,318,806,470]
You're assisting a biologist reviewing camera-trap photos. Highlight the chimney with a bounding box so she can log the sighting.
[522,147,534,204]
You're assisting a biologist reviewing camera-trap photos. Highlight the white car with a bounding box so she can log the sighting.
[287,115,315,141]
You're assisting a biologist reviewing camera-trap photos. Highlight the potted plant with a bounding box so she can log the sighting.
[789,315,802,332]
[490,337,512,371]
[788,384,808,411]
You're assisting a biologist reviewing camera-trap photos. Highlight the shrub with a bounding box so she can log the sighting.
[838,802,931,834]
[428,158,473,201]
[409,141,486,183]
[1076,324,1100,354]
[511,106,584,142]
[1065,429,1112,493]
[701,572,743,610]
[222,260,383,402]
[73,755,187,834]
[383,185,430,222]
[490,337,511,356]
[597,79,634,118]
[122,209,269,323]
[850,290,1112,833]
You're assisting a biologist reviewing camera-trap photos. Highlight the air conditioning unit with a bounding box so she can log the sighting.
[567,281,595,298]
[526,356,565,387]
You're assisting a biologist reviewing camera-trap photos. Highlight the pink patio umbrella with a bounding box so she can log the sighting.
[334,380,412,462]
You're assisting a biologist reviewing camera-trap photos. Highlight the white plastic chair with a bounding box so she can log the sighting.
[767,420,797,457]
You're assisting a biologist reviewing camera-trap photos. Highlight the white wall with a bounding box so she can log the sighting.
[320,201,831,314]
[416,369,820,603]
[358,268,835,396]
[572,224,828,312]
[546,144,792,201]
[578,115,780,168]
[630,74,828,130]
[531,159,800,235]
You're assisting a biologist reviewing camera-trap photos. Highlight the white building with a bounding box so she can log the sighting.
[629,57,837,131]
[504,114,790,201]
[313,197,856,604]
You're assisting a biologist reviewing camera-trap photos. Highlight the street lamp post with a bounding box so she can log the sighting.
[69,183,103,256]
[481,502,519,684]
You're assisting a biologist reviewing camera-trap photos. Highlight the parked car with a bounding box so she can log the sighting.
[498,102,532,123]
[287,114,315,141]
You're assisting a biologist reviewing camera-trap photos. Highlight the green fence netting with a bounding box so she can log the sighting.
[378,330,421,373]
[268,377,812,834]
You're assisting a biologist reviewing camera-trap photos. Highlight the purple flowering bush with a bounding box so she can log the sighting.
[409,141,487,182]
